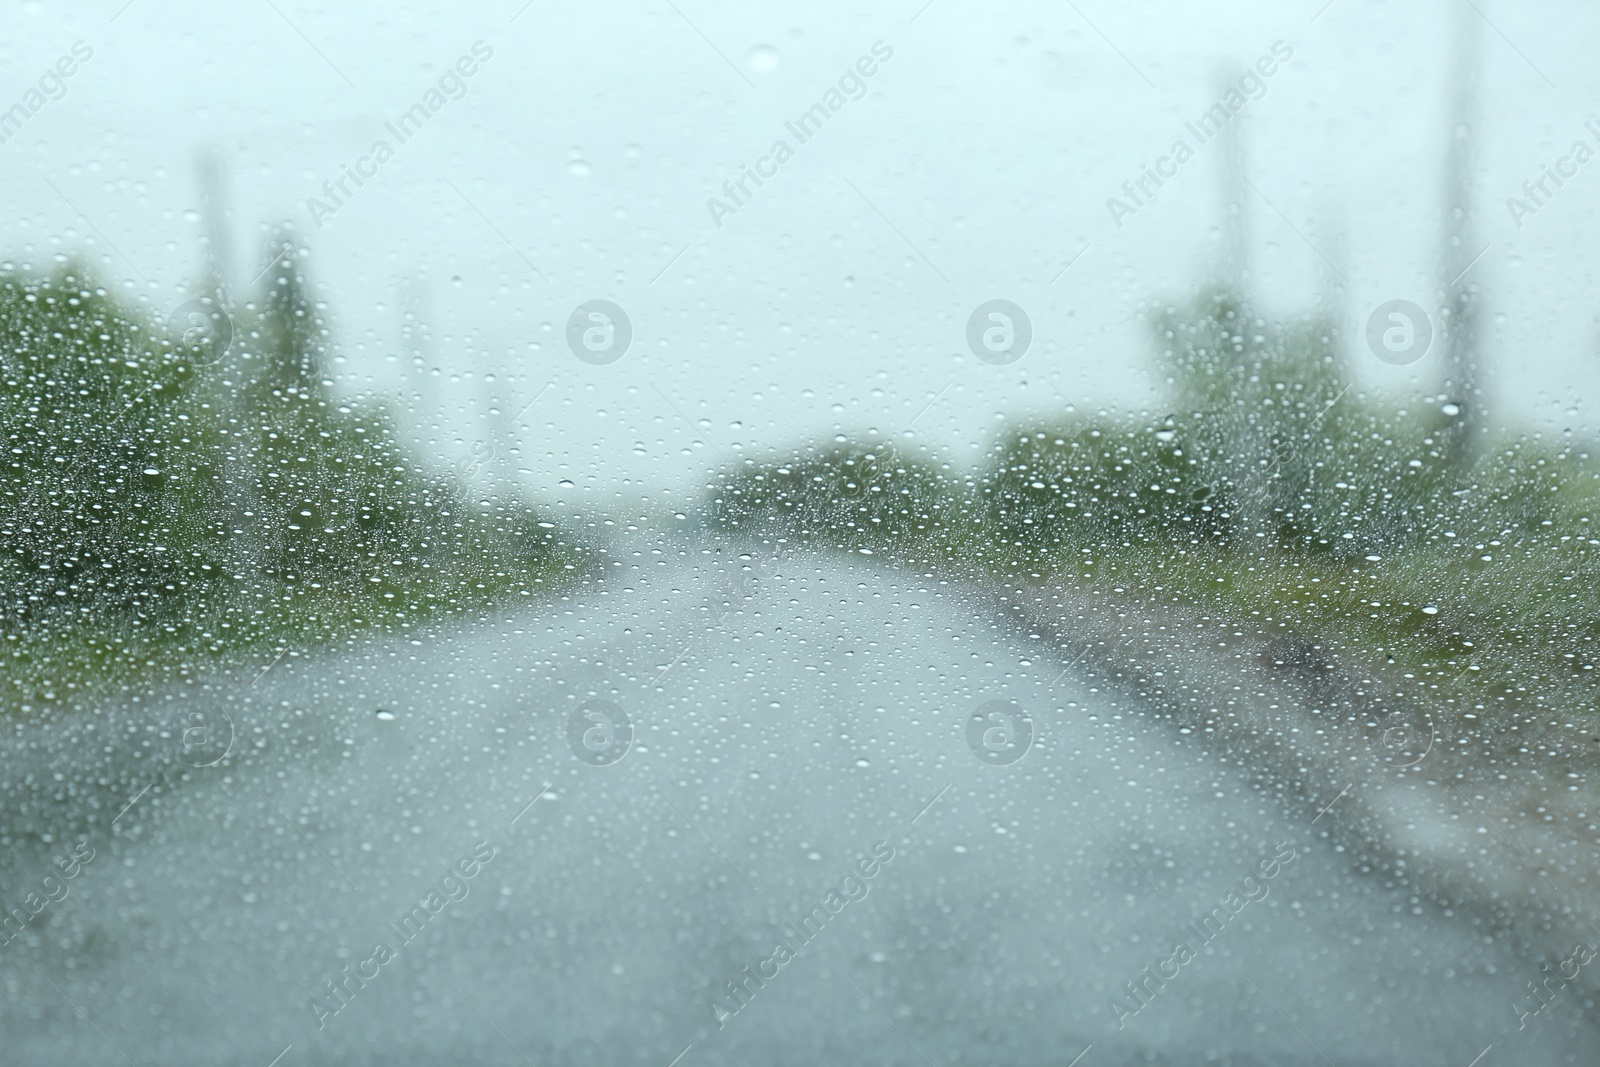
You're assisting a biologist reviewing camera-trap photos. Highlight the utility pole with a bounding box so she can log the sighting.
[1437,0,1483,470]
[1215,67,1249,301]
[1316,204,1348,337]
[194,150,266,593]
[196,147,235,299]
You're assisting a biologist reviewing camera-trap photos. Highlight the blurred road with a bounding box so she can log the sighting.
[1,543,1590,1066]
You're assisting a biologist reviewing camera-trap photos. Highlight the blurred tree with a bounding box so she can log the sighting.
[981,413,1227,555]
[711,442,950,556]
[0,239,573,714]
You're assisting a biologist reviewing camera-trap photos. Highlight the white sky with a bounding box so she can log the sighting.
[4,0,1598,515]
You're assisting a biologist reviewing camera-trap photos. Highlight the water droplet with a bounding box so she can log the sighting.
[1422,606,1439,615]
[375,709,396,721]
[567,159,591,177]
[1441,402,1461,416]
[747,44,780,73]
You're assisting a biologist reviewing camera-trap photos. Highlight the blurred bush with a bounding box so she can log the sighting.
[0,239,575,714]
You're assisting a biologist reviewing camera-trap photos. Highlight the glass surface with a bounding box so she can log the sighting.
[3,2,1598,1065]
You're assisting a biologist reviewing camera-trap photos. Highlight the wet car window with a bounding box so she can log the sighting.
[3,3,1597,1066]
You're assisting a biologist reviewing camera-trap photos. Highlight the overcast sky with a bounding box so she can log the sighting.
[5,0,1597,514]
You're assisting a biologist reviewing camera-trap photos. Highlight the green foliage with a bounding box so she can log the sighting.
[981,414,1227,553]
[1,268,226,638]
[705,287,1600,718]
[0,244,576,715]
[709,441,951,554]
